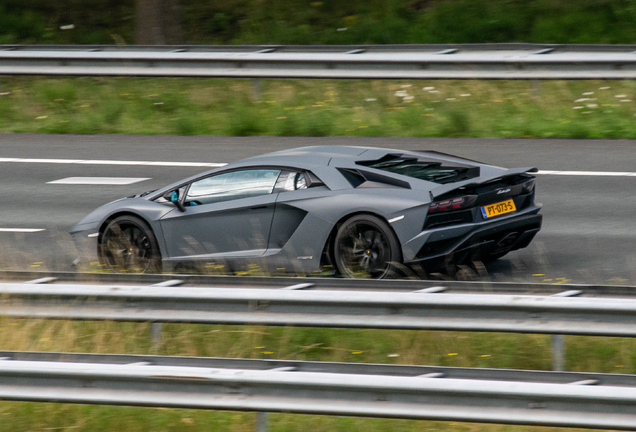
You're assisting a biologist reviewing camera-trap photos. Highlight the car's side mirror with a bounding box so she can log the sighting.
[163,190,185,212]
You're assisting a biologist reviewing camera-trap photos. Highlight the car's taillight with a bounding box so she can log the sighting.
[428,195,477,213]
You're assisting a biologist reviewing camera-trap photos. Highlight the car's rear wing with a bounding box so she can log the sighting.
[430,166,538,199]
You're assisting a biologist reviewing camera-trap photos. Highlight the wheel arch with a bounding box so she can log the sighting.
[320,210,401,269]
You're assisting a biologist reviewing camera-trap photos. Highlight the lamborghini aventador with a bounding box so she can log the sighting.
[71,146,542,278]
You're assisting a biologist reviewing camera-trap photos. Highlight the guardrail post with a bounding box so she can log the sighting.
[551,334,565,371]
[256,412,268,432]
[549,290,581,371]
[151,322,162,351]
[251,79,262,101]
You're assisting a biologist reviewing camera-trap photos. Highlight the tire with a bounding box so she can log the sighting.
[99,215,162,273]
[333,214,401,279]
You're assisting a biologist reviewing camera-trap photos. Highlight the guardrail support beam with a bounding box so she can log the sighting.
[256,412,268,432]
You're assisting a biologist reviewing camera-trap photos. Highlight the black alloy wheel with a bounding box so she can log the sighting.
[333,214,401,279]
[99,215,161,273]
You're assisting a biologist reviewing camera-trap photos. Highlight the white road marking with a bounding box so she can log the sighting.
[0,157,226,167]
[47,177,151,185]
[537,170,636,176]
[0,228,45,233]
[0,156,635,177]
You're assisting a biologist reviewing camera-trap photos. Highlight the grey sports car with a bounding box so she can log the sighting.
[71,146,542,278]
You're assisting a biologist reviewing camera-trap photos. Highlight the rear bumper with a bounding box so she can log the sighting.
[405,211,542,269]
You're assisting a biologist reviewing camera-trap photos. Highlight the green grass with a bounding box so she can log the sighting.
[0,317,634,432]
[5,0,636,45]
[2,76,636,138]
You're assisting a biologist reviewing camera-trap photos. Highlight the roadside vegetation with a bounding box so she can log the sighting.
[0,317,633,432]
[4,0,636,45]
[1,76,635,138]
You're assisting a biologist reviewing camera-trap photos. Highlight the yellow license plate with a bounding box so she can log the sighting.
[481,199,516,219]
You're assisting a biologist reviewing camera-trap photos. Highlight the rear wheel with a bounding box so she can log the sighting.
[99,215,161,273]
[333,215,401,279]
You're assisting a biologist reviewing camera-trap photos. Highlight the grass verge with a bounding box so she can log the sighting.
[1,77,636,138]
[0,317,633,432]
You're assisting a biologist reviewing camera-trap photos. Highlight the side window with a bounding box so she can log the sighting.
[185,169,281,206]
[274,171,308,193]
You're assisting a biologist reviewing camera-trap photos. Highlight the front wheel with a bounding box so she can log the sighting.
[333,215,401,279]
[99,215,162,273]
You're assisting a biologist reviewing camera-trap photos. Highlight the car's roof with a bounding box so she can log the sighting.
[228,145,479,170]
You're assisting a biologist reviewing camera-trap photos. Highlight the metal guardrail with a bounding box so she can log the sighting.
[1,281,635,337]
[2,270,636,297]
[0,351,634,430]
[3,43,636,79]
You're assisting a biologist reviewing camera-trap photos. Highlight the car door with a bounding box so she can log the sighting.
[159,168,281,260]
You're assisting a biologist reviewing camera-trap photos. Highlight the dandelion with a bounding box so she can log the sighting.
[480,355,491,358]
[266,100,276,104]
[54,98,64,101]
[80,104,90,108]
[36,115,48,119]
[276,116,286,120]
[351,351,363,354]
[582,92,594,95]
[448,353,458,356]
[311,1,322,5]
[493,100,503,103]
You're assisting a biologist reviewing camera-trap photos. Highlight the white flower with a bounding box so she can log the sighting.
[587,104,598,108]
[615,94,627,98]
[365,98,377,102]
[599,86,610,90]
[403,96,414,100]
[621,99,632,103]
[582,92,594,95]
[573,106,583,110]
[394,91,407,97]
[425,107,434,111]
[574,98,588,103]
[337,27,348,31]
[423,86,435,91]
[400,84,412,88]
[446,98,456,101]
[60,24,75,30]
[460,94,471,97]
[428,90,439,94]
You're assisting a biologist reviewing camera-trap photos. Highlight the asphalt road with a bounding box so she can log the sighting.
[0,133,634,285]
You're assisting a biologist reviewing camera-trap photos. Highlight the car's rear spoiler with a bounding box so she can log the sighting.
[430,166,538,199]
